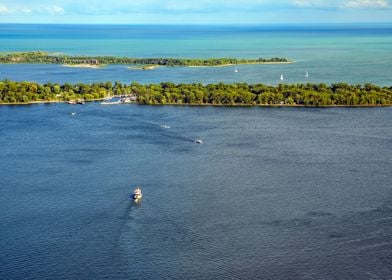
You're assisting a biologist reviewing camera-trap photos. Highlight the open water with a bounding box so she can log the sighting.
[1,24,392,280]
[0,24,392,85]
[1,104,392,279]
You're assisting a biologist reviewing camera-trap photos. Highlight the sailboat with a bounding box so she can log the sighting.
[234,66,238,73]
[280,74,284,81]
[305,71,309,78]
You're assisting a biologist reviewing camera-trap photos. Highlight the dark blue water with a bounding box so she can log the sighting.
[1,104,391,279]
[1,24,392,85]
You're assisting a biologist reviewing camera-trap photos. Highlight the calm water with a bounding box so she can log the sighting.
[1,104,391,279]
[0,24,392,85]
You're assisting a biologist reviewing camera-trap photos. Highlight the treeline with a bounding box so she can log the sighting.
[0,52,290,66]
[1,80,391,106]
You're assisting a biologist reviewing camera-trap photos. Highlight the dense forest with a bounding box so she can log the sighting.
[0,80,391,106]
[0,52,290,66]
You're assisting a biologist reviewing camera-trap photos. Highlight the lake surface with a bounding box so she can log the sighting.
[1,104,391,279]
[1,24,392,85]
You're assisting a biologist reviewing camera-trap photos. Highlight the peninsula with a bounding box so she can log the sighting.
[0,51,292,68]
[0,80,390,106]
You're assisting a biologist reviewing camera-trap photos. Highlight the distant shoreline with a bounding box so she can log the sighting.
[126,61,293,70]
[187,61,294,68]
[0,51,292,67]
[127,65,160,70]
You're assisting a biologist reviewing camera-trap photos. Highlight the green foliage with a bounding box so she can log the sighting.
[0,52,291,66]
[0,80,391,106]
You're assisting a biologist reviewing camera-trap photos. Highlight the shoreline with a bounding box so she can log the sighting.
[1,81,390,107]
[0,52,293,68]
[62,64,103,69]
[127,65,161,70]
[1,100,390,107]
[126,61,293,70]
[187,61,294,68]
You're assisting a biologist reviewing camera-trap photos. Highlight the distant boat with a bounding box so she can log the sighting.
[70,112,76,116]
[101,96,136,105]
[234,66,238,73]
[305,71,309,78]
[131,186,142,202]
[195,139,203,144]
[161,124,171,129]
[280,74,284,81]
[101,100,121,105]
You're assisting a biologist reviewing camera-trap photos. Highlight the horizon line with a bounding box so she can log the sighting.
[1,22,392,26]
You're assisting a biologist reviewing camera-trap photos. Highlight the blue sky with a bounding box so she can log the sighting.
[0,0,391,24]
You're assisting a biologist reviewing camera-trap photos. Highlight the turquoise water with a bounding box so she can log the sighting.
[0,24,392,85]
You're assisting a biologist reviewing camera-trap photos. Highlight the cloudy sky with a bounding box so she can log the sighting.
[0,0,391,24]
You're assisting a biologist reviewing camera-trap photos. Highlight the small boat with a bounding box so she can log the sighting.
[305,71,309,78]
[195,139,203,144]
[70,112,76,116]
[234,66,238,73]
[101,100,122,105]
[101,96,136,105]
[161,124,171,129]
[131,186,143,201]
[280,74,284,81]
[120,97,133,104]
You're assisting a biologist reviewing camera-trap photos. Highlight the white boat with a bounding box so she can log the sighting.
[101,100,122,105]
[280,74,284,81]
[195,139,203,144]
[120,97,133,104]
[70,112,76,116]
[101,96,136,105]
[161,124,171,129]
[234,66,238,73]
[131,186,143,201]
[305,71,309,78]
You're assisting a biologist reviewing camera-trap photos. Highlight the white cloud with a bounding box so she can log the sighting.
[0,4,11,14]
[0,3,65,15]
[293,0,390,8]
[344,0,390,8]
[45,5,65,15]
[293,0,326,7]
[20,7,32,13]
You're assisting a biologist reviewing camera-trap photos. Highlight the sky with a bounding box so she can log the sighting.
[0,0,391,24]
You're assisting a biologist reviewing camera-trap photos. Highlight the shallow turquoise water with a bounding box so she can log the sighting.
[0,24,391,85]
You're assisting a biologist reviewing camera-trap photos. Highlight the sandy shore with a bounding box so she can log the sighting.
[62,64,102,69]
[127,65,160,70]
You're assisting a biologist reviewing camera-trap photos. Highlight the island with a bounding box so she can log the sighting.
[0,51,292,68]
[0,80,390,106]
